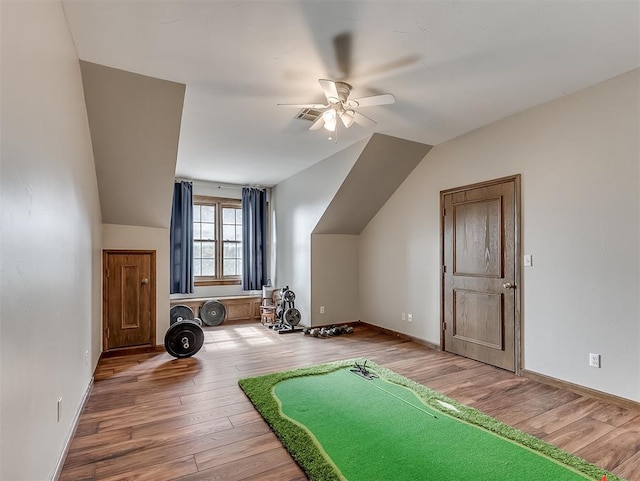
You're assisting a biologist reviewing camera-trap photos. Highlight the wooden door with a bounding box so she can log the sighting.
[103,250,156,351]
[441,176,520,372]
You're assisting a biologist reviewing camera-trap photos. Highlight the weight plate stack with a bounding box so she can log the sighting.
[282,289,296,303]
[170,305,195,326]
[165,320,204,358]
[283,307,301,326]
[200,300,227,326]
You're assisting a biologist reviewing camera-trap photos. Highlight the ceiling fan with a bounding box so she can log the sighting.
[278,78,395,140]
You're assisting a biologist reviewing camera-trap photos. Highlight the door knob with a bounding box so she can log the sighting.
[502,282,516,289]
[141,278,149,285]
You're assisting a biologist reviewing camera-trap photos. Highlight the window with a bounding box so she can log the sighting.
[193,196,242,285]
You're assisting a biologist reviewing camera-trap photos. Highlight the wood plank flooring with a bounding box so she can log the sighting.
[60,322,640,480]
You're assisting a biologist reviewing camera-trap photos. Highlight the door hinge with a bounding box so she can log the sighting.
[442,265,447,274]
[106,268,109,278]
[442,208,446,217]
[442,322,447,331]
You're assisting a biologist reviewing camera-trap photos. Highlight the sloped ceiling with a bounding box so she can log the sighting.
[80,61,185,228]
[313,134,432,235]
[62,1,640,186]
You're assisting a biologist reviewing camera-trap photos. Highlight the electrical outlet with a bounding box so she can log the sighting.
[408,313,413,322]
[57,398,62,422]
[320,306,325,314]
[524,254,533,267]
[589,353,601,368]
[402,312,406,321]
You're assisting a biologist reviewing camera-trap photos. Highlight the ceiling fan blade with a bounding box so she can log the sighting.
[347,93,396,108]
[309,115,325,131]
[340,110,355,128]
[278,103,328,109]
[351,54,421,84]
[352,111,377,128]
[318,79,339,102]
[333,32,352,79]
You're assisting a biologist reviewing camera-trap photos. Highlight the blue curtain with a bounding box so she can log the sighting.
[170,181,194,294]
[242,188,267,291]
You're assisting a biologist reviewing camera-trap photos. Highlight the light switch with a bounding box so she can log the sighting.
[524,254,533,267]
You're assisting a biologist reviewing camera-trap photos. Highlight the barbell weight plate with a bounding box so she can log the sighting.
[200,300,227,326]
[283,307,301,326]
[283,289,296,303]
[170,305,195,326]
[165,320,204,358]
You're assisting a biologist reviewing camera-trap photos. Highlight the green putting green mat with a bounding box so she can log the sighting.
[238,359,621,481]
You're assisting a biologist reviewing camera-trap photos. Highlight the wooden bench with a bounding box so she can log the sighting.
[170,296,262,322]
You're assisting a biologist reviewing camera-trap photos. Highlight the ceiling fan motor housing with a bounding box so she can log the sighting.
[333,82,352,104]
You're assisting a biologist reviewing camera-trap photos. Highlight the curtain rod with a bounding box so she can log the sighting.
[174,177,270,190]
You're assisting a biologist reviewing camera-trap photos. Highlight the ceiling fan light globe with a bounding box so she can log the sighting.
[323,118,337,131]
[322,109,337,122]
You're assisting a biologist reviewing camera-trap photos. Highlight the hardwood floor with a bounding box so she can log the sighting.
[60,321,640,481]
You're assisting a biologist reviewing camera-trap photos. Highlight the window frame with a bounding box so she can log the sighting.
[193,195,242,287]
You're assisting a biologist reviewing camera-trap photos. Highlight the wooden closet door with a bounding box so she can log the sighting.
[103,250,156,350]
[442,176,520,372]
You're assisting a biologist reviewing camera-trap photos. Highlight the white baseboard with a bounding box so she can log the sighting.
[51,377,94,480]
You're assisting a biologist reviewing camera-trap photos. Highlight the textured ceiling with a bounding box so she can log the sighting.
[62,0,640,186]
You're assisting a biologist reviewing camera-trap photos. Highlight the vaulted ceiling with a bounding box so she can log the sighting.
[62,1,640,187]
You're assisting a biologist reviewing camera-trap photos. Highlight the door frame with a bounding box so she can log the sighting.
[440,174,522,374]
[102,249,157,352]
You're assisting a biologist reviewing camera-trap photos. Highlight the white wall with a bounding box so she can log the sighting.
[311,235,360,326]
[103,224,170,345]
[272,139,368,325]
[360,69,640,401]
[80,61,185,229]
[0,1,103,479]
